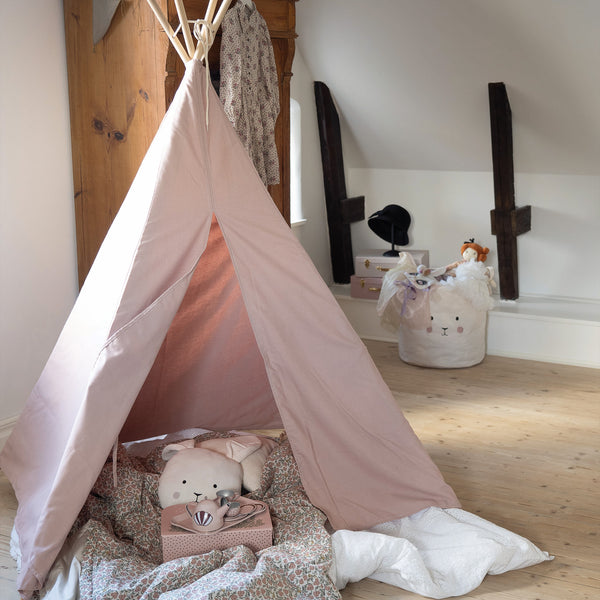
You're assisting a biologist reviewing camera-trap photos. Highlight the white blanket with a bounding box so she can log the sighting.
[330,507,552,598]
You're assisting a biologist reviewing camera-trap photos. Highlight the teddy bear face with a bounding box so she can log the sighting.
[158,447,243,509]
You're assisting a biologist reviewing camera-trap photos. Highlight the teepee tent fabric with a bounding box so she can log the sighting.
[0,60,459,597]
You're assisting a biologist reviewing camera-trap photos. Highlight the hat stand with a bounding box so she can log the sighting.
[383,225,400,257]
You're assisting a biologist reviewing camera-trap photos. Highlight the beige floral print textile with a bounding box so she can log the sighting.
[220,1,280,186]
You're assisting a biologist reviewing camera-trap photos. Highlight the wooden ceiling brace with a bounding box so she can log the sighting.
[488,82,531,300]
[314,81,365,284]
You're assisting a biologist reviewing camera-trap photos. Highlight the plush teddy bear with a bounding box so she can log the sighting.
[158,435,277,509]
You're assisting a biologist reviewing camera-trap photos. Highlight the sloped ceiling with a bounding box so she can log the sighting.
[296,0,600,175]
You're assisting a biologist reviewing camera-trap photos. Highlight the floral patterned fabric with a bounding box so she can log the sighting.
[220,1,280,186]
[69,433,339,599]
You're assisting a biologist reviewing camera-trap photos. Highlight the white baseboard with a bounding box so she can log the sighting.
[487,308,600,368]
[0,415,18,452]
[332,286,600,369]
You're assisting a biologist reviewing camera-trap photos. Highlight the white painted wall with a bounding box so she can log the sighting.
[0,1,77,426]
[347,169,600,301]
[290,50,333,283]
[290,95,600,304]
[296,0,600,176]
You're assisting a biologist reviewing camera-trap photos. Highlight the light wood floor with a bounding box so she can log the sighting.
[1,340,598,599]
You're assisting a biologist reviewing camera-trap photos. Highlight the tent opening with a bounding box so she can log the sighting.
[120,215,281,443]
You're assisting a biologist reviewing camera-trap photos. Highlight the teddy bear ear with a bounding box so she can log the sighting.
[162,440,194,461]
[199,436,262,462]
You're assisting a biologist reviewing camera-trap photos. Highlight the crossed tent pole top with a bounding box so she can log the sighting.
[145,0,235,64]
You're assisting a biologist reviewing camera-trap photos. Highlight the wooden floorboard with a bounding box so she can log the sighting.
[0,465,18,600]
[340,341,599,600]
[1,340,598,599]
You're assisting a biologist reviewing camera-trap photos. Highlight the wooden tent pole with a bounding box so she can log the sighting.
[174,0,195,57]
[204,0,220,24]
[192,0,218,61]
[193,0,233,62]
[145,0,233,65]
[212,0,233,31]
[146,0,191,64]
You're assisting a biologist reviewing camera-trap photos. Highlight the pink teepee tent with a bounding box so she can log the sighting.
[0,59,459,597]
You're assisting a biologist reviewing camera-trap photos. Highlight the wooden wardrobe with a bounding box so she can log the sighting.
[64,0,297,287]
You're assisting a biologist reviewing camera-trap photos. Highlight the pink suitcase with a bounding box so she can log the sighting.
[350,275,383,299]
[354,249,429,278]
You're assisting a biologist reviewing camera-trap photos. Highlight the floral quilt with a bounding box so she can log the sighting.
[70,433,340,600]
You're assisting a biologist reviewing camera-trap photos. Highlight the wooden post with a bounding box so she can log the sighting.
[314,81,364,283]
[488,82,531,300]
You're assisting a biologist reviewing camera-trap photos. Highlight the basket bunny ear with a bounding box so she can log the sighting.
[162,439,196,461]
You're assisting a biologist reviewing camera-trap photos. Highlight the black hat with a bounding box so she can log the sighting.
[368,204,411,250]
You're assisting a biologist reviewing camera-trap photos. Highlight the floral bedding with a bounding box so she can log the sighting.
[69,433,340,600]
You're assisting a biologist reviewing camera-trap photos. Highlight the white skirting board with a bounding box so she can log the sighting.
[331,285,600,369]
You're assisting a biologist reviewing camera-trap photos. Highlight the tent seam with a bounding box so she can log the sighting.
[97,267,197,358]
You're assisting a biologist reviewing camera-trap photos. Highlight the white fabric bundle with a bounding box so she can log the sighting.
[330,507,552,598]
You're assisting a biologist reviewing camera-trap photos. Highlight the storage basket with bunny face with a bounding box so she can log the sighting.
[378,253,495,368]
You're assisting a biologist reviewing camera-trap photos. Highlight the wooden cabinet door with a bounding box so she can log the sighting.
[64,0,170,288]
